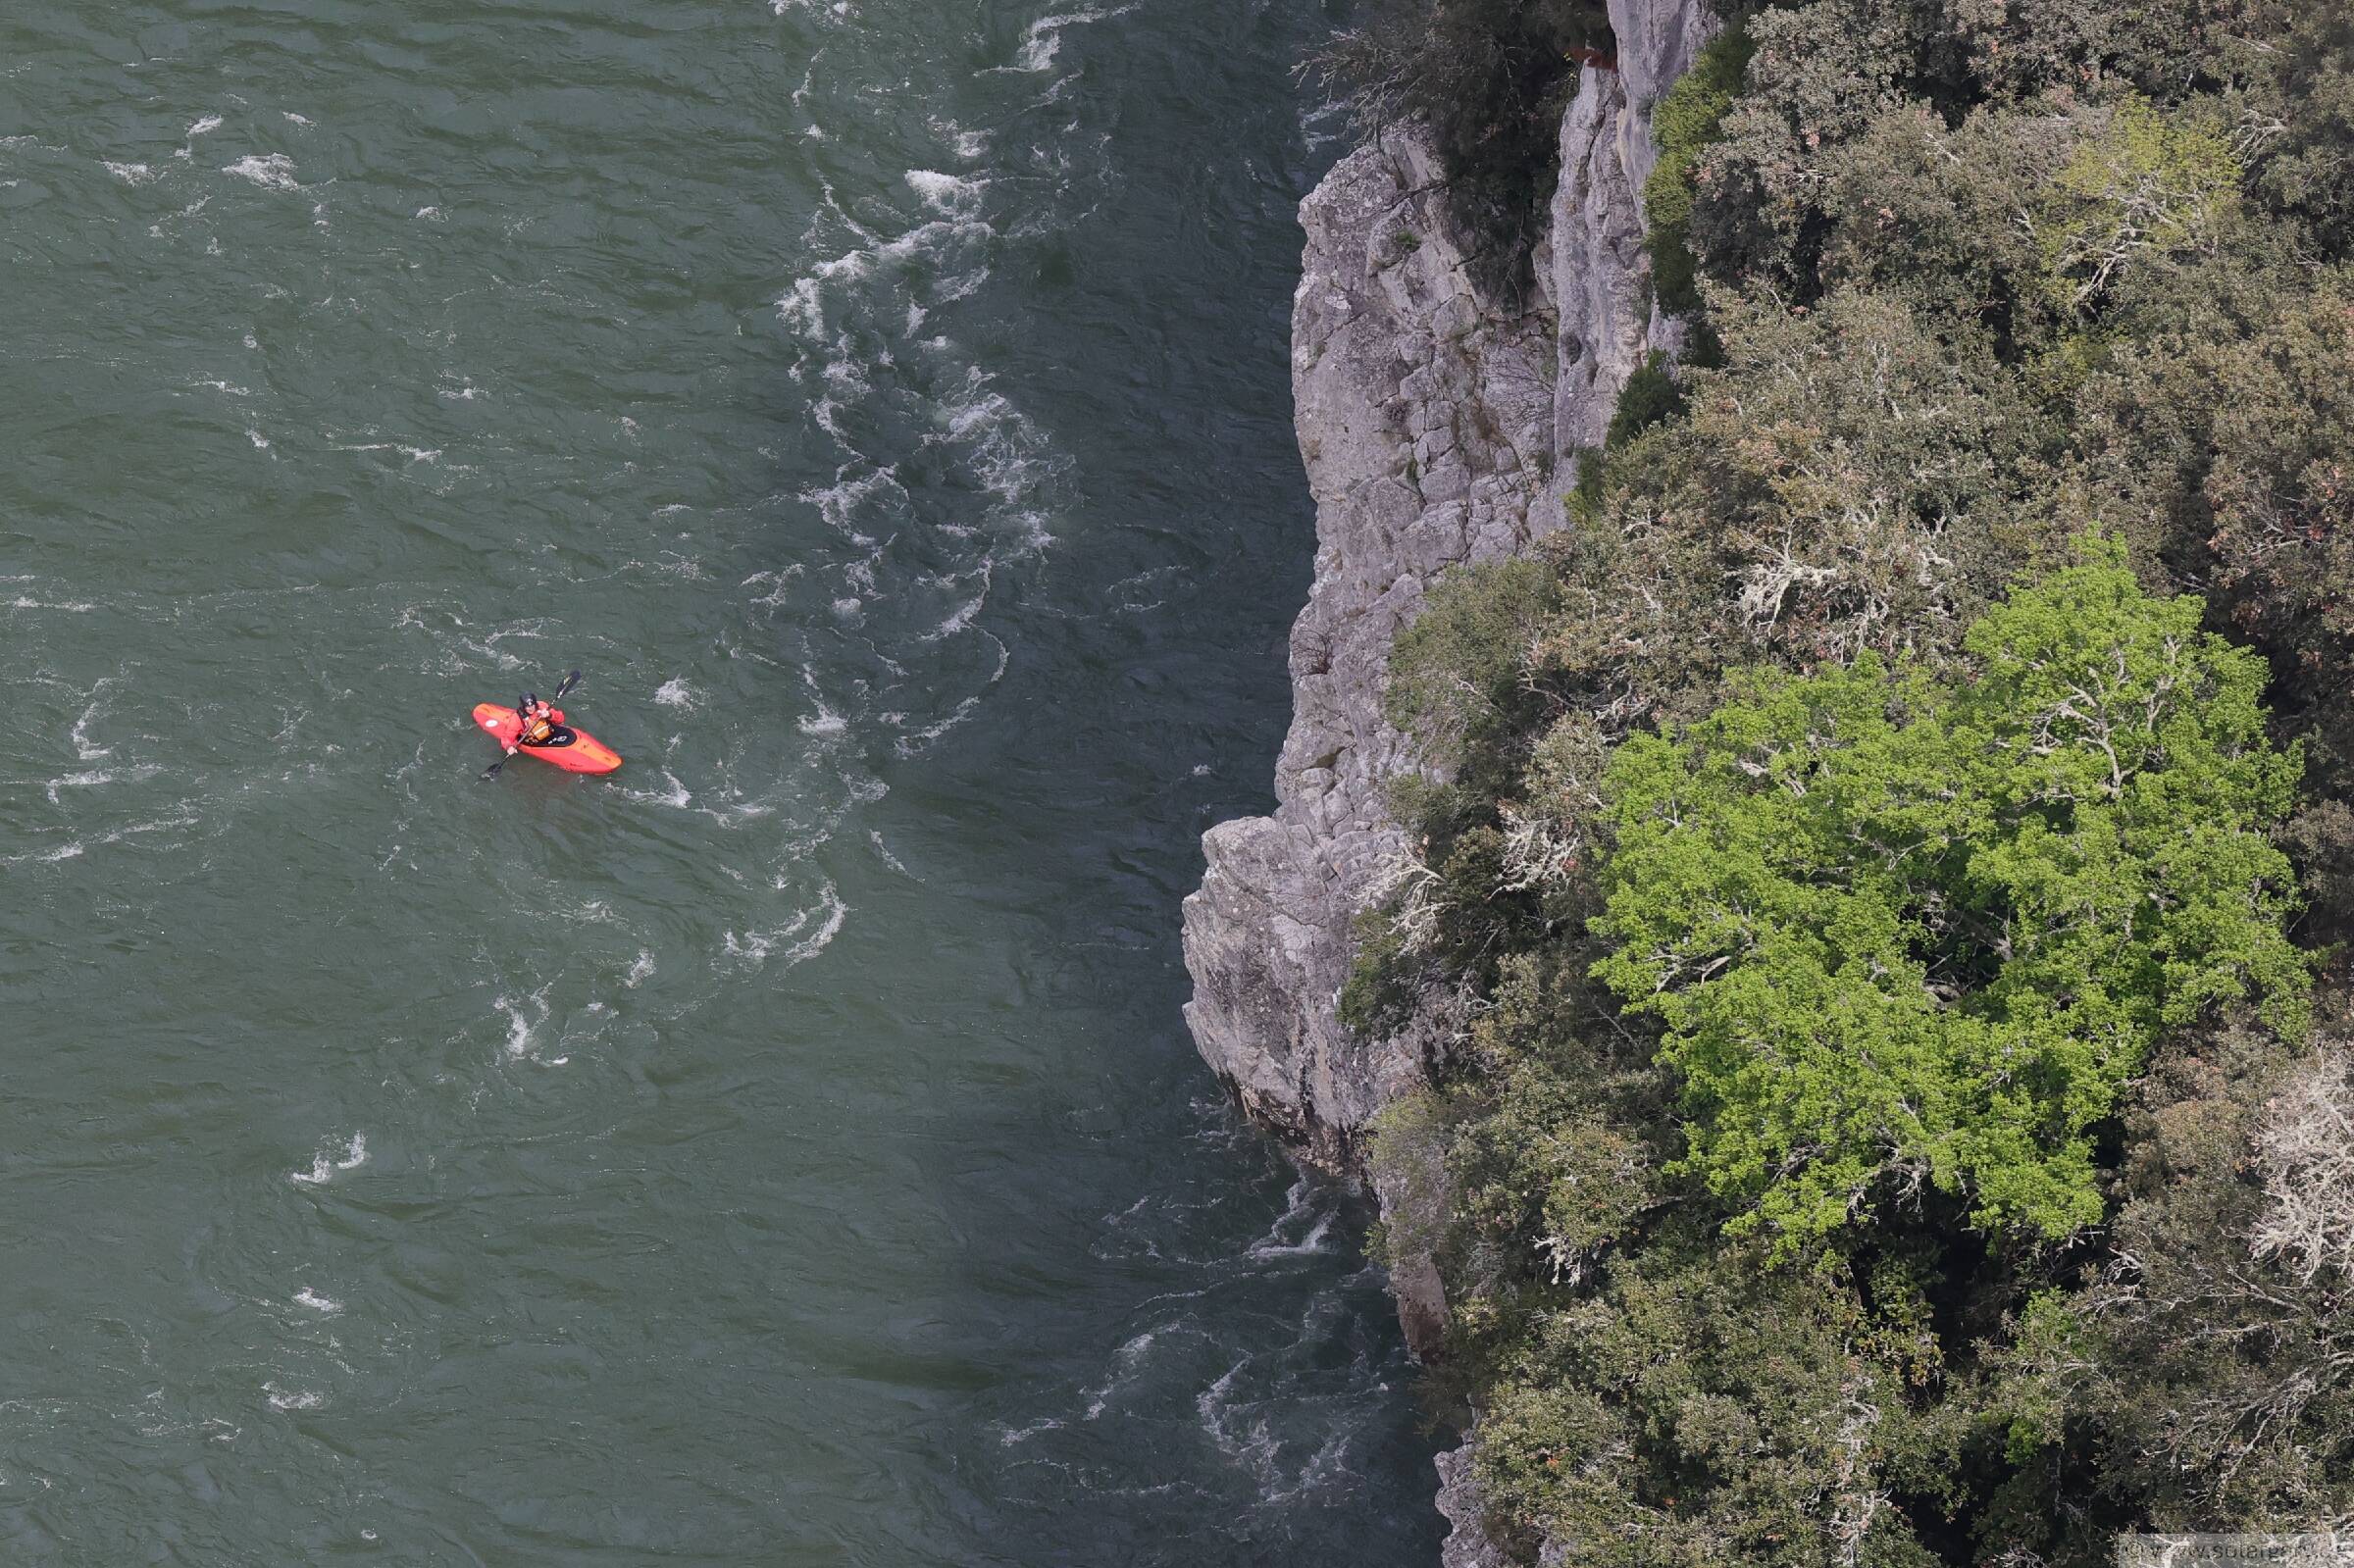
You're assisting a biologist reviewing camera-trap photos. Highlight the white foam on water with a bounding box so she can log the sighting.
[653,678,700,709]
[812,346,874,442]
[905,168,985,217]
[868,831,914,878]
[44,764,162,806]
[1007,6,1132,72]
[619,769,693,810]
[264,1385,324,1412]
[246,429,270,450]
[1246,1210,1336,1259]
[493,992,548,1059]
[293,1289,342,1315]
[333,441,441,465]
[41,680,104,758]
[1244,1175,1337,1259]
[776,248,874,336]
[287,1133,368,1187]
[103,161,158,185]
[799,465,903,534]
[997,1416,1064,1445]
[721,883,846,969]
[414,205,443,221]
[936,372,1059,554]
[930,119,990,160]
[101,812,203,848]
[281,112,312,126]
[1084,1328,1164,1419]
[222,153,296,190]
[796,705,847,737]
[625,950,656,987]
[186,115,223,137]
[10,595,98,612]
[923,564,991,641]
[1196,1359,1281,1477]
[892,695,979,759]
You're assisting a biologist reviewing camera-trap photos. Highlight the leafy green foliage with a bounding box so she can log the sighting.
[2036,96,2241,317]
[1387,555,1563,775]
[1686,0,2287,303]
[1473,1222,1994,1566]
[1528,284,2054,732]
[1337,907,1421,1036]
[1818,103,2084,356]
[1641,23,1752,315]
[1998,1022,2354,1527]
[1591,554,2308,1249]
[1565,351,1691,529]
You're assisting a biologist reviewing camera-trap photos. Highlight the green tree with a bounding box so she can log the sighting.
[1590,550,2308,1251]
[2036,95,2241,316]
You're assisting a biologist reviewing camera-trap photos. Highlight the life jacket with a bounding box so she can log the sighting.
[521,709,561,744]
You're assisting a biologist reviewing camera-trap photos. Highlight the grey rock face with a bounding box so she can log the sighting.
[1437,1440,1514,1568]
[1185,3,1719,1548]
[1181,127,1556,1179]
[1183,0,1717,1187]
[1549,0,1719,470]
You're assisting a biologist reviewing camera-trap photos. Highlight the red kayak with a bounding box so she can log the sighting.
[472,703,624,775]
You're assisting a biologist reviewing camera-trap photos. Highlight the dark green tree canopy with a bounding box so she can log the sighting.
[1339,1,2351,1555]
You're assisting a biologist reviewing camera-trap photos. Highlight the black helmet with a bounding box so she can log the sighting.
[520,691,539,711]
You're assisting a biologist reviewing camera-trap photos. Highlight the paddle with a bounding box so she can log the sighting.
[481,669,583,781]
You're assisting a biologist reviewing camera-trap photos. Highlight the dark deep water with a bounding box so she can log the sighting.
[0,0,1446,1560]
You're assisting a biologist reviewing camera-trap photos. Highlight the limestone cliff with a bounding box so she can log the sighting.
[1182,0,1716,1183]
[1182,3,1717,1556]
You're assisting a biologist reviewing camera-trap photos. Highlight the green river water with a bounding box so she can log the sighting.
[0,2,1445,1560]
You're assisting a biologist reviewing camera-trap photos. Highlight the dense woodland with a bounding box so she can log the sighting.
[1331,1,2354,1562]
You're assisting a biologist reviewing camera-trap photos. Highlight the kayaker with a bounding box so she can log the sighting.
[508,691,577,752]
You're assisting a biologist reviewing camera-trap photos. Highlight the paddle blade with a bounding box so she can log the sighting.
[554,668,582,699]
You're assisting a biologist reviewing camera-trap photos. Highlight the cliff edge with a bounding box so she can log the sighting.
[1183,0,1715,1185]
[1182,4,1714,1555]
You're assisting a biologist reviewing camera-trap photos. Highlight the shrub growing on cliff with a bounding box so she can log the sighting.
[1641,22,1752,315]
[1591,550,2310,1250]
[1685,0,2287,304]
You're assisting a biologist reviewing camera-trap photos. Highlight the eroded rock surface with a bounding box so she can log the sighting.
[1184,0,1717,1183]
[1182,127,1555,1177]
[1183,1,1718,1553]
